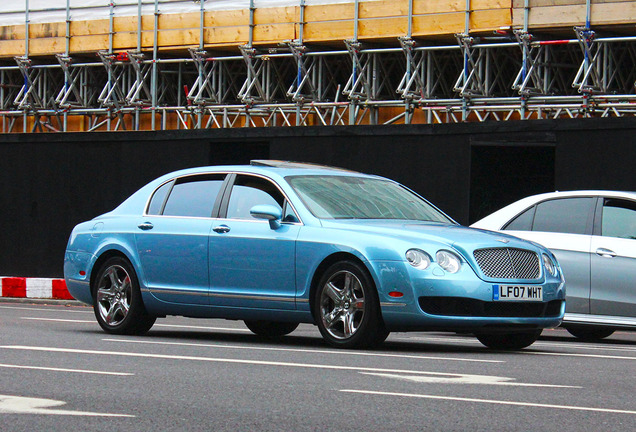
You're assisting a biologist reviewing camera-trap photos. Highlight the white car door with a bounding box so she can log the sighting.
[493,196,597,315]
[507,230,592,314]
[590,198,636,317]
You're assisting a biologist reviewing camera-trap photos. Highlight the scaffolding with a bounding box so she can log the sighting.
[1,1,635,132]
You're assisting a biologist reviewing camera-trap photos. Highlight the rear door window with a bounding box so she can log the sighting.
[162,174,226,218]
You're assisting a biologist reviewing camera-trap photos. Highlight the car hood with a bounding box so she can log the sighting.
[319,219,544,256]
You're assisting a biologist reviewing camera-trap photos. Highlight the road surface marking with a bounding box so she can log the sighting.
[0,305,91,314]
[104,338,503,364]
[0,363,132,376]
[359,372,580,388]
[340,389,636,415]
[22,317,94,324]
[523,351,636,361]
[0,345,520,378]
[20,317,252,332]
[0,394,134,417]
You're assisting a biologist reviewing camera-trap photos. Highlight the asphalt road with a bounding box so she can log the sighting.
[1,301,635,432]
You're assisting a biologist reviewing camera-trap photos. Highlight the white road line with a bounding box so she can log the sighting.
[533,342,636,353]
[524,351,636,361]
[0,394,134,417]
[0,345,512,377]
[103,338,504,364]
[394,334,636,357]
[0,305,91,314]
[340,389,636,415]
[21,317,95,324]
[20,317,252,333]
[154,323,251,332]
[0,364,133,376]
[359,372,580,388]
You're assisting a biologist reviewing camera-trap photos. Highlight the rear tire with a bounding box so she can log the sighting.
[565,326,614,341]
[244,321,299,339]
[92,256,156,335]
[475,329,542,350]
[314,260,388,349]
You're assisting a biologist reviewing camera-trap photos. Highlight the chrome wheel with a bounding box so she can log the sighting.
[320,270,367,340]
[92,256,156,335]
[96,264,132,327]
[314,261,388,349]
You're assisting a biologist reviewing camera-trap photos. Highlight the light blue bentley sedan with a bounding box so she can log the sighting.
[64,161,565,350]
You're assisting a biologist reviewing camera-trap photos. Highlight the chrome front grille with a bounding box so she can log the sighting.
[473,248,540,279]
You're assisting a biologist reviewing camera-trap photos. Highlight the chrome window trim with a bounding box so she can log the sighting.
[143,173,228,218]
[142,171,304,226]
[222,171,304,226]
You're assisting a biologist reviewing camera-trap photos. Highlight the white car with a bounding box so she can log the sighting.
[472,191,636,341]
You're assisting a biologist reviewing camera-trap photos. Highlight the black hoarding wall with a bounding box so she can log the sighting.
[1,117,635,277]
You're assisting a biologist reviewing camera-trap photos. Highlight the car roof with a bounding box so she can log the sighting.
[154,160,374,183]
[471,190,636,229]
[509,190,636,208]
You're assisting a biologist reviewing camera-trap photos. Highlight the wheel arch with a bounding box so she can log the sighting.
[308,252,381,322]
[89,249,137,300]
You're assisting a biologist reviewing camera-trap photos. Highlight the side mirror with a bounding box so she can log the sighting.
[250,204,283,230]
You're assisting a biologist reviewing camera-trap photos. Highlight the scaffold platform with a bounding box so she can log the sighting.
[0,0,635,132]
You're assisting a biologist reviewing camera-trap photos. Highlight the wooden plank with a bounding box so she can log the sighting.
[206,10,251,27]
[203,26,250,45]
[304,3,356,22]
[360,0,410,19]
[254,6,298,25]
[303,20,355,41]
[156,29,200,47]
[512,0,633,7]
[28,37,66,55]
[112,16,142,33]
[470,0,511,8]
[0,25,25,40]
[413,0,468,14]
[512,3,636,27]
[27,22,66,39]
[70,19,110,37]
[69,34,110,53]
[253,23,297,42]
[470,9,512,31]
[359,17,408,38]
[412,13,466,36]
[0,40,25,58]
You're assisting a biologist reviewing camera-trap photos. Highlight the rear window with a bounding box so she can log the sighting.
[161,174,226,218]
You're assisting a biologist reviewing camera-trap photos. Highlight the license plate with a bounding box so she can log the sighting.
[493,285,543,301]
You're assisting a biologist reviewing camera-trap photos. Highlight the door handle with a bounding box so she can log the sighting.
[596,248,616,258]
[213,225,230,234]
[138,222,154,231]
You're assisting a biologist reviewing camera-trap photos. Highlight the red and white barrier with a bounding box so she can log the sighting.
[0,277,74,300]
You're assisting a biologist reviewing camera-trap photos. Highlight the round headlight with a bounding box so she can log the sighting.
[543,253,557,277]
[436,250,462,274]
[405,249,431,270]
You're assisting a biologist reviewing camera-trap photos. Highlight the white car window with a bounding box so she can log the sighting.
[532,198,595,234]
[602,199,636,240]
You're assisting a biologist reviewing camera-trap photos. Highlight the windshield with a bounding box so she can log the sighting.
[287,175,454,222]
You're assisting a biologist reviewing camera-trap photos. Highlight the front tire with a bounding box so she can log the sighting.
[244,321,299,339]
[565,326,614,341]
[475,329,542,350]
[92,256,156,335]
[314,261,388,349]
